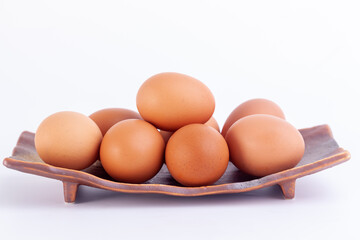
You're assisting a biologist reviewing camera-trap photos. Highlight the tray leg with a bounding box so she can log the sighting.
[63,181,79,203]
[278,179,296,199]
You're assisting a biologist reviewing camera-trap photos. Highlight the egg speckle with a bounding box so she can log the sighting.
[165,124,229,186]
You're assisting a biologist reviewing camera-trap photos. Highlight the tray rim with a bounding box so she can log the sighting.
[3,149,350,194]
[2,124,351,198]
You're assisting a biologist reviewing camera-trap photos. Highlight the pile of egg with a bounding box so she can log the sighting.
[35,72,305,186]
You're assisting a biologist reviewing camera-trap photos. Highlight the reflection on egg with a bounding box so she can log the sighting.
[225,114,305,177]
[136,72,215,131]
[166,124,229,186]
[100,119,165,183]
[222,98,285,137]
[35,111,102,170]
[89,108,142,136]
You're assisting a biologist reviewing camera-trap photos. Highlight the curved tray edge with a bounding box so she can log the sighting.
[3,149,350,198]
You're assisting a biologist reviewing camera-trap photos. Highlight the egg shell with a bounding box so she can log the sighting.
[225,114,305,177]
[136,72,215,131]
[100,119,165,183]
[159,116,220,144]
[222,98,285,137]
[35,111,103,170]
[205,116,220,132]
[159,130,173,144]
[89,108,142,136]
[165,124,229,187]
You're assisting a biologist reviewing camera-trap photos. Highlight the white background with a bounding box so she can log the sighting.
[1,1,359,239]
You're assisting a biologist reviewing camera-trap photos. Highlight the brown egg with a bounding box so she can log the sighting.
[165,124,229,187]
[136,72,215,131]
[89,108,142,135]
[205,116,220,132]
[100,119,165,183]
[35,111,102,170]
[159,130,173,144]
[159,116,220,144]
[222,98,285,137]
[225,114,305,177]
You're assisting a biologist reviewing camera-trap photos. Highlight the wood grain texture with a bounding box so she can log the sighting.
[3,125,350,203]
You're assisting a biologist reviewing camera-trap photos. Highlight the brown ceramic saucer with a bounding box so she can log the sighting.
[3,124,350,203]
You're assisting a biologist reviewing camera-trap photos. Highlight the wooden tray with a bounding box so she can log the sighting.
[3,124,350,203]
